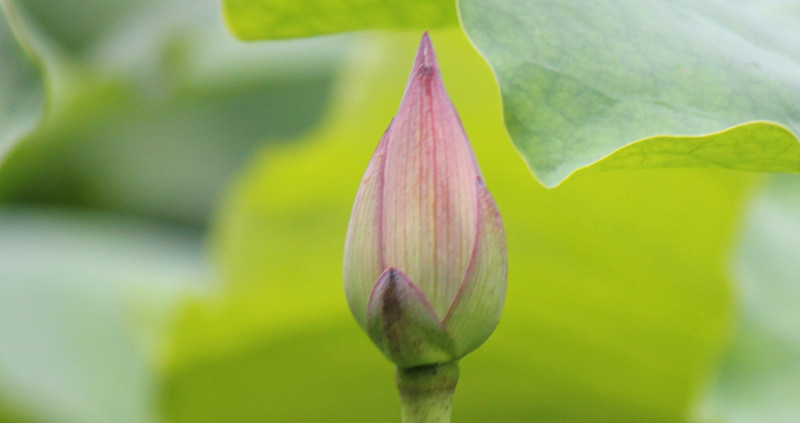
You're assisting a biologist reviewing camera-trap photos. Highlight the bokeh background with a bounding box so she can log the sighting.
[1,0,799,422]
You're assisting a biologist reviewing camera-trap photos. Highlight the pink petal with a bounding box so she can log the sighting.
[380,32,481,317]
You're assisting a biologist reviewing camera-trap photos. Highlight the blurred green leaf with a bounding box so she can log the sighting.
[223,0,457,40]
[0,207,206,423]
[160,30,757,423]
[16,0,156,54]
[459,0,800,187]
[697,175,800,423]
[0,0,347,226]
[0,0,44,161]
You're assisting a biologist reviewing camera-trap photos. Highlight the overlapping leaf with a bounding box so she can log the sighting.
[459,0,800,186]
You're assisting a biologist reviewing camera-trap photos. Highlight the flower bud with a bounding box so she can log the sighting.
[343,33,507,368]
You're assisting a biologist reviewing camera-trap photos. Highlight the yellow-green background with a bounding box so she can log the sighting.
[1,1,799,423]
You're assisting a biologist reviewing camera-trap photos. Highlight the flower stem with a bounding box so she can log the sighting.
[395,361,459,423]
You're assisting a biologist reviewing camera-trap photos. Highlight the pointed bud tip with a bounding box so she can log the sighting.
[412,31,439,77]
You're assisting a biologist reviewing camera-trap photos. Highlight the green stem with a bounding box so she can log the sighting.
[395,361,459,423]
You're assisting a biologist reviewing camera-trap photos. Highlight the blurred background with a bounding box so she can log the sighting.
[1,0,799,422]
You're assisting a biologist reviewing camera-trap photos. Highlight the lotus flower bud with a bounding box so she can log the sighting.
[343,33,507,368]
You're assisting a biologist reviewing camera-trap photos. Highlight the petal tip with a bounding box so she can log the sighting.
[413,31,439,76]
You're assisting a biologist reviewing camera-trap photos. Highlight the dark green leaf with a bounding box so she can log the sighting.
[0,1,346,225]
[16,0,156,54]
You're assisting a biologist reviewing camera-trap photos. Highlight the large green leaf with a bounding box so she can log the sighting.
[0,0,44,161]
[459,0,800,187]
[697,175,800,423]
[160,30,756,423]
[0,207,205,423]
[223,0,457,40]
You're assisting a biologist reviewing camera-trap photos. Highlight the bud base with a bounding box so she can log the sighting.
[395,361,459,423]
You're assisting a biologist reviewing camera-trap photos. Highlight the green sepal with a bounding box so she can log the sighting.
[366,268,457,368]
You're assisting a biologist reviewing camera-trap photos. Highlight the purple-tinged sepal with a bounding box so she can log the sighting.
[366,269,457,368]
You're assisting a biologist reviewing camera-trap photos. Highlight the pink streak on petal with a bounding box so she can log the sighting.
[381,33,480,317]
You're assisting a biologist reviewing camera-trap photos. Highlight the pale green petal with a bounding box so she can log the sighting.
[343,136,388,329]
[444,180,507,357]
